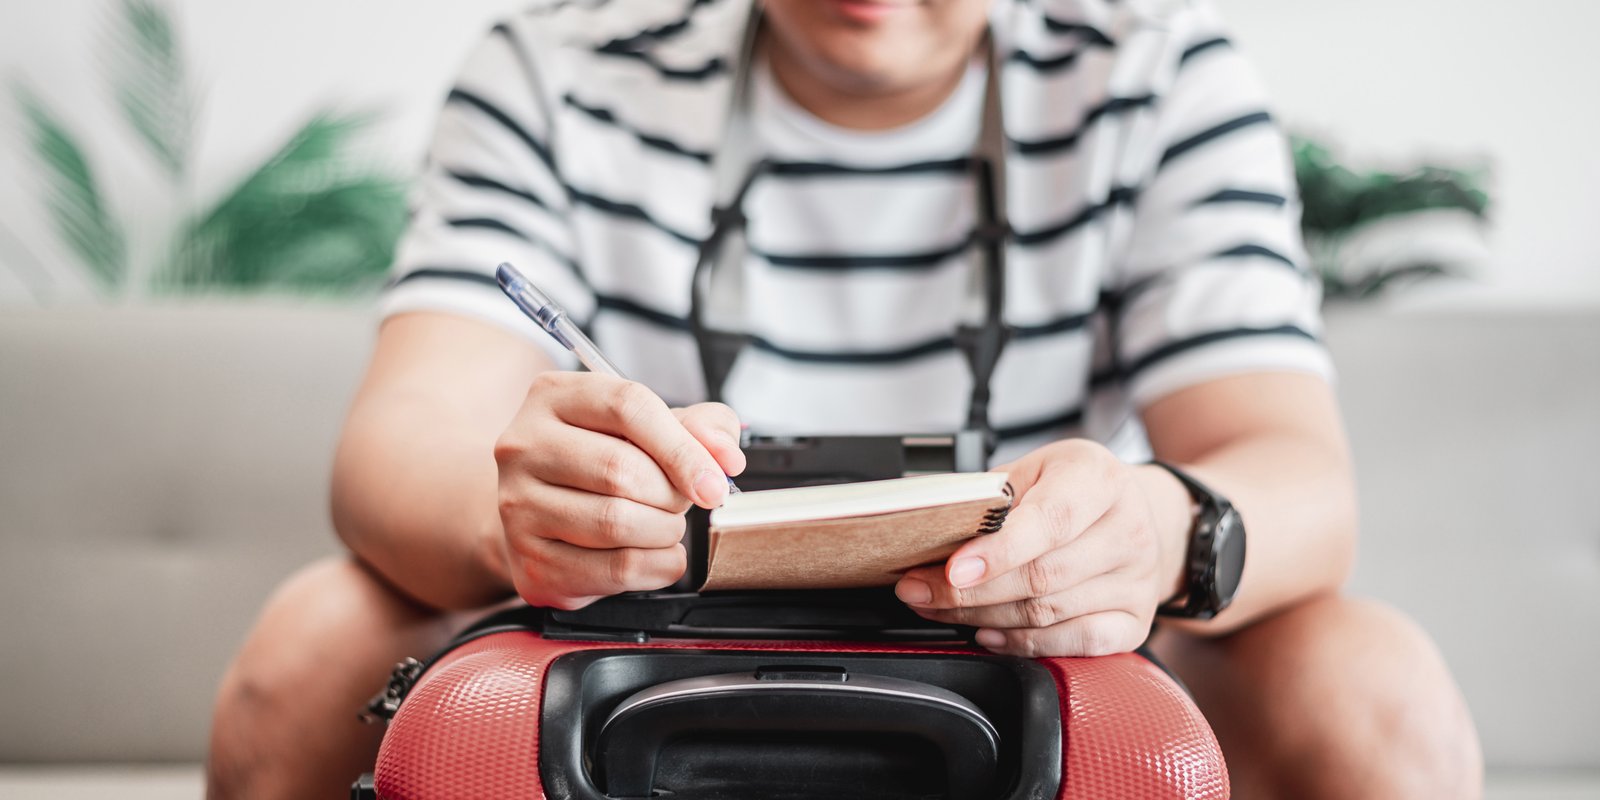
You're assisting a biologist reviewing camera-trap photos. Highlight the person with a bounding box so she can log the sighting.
[207,0,1482,797]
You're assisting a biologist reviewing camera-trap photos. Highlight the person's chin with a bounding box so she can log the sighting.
[807,28,922,87]
[814,51,914,95]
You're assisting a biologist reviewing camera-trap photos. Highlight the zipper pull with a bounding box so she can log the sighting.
[359,657,424,724]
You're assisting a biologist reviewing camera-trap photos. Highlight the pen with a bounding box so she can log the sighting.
[495,262,740,495]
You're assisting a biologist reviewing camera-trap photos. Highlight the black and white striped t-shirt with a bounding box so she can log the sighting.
[383,0,1330,463]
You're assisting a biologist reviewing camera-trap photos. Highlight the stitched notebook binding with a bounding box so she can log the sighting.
[979,482,1015,534]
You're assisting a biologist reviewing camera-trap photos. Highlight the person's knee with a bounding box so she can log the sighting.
[1257,596,1483,799]
[217,557,406,711]
[208,556,447,799]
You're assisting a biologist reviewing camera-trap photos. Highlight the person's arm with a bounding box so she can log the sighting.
[330,312,547,610]
[333,15,753,611]
[1135,370,1357,635]
[332,312,748,612]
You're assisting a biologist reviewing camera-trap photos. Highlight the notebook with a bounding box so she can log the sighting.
[701,472,1014,591]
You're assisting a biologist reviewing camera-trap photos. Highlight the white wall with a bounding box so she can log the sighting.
[1217,0,1600,305]
[4,0,1598,304]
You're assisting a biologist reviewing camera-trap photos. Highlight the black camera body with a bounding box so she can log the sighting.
[732,431,990,489]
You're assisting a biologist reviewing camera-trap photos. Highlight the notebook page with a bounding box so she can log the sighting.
[712,471,1009,529]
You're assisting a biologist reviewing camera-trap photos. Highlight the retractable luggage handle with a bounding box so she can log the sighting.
[595,667,1002,800]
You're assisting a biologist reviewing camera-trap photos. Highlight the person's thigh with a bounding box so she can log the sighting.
[207,555,493,800]
[1150,594,1482,800]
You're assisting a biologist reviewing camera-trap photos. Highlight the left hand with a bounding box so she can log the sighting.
[894,439,1182,658]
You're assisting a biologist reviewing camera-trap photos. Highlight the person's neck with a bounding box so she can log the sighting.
[764,39,972,132]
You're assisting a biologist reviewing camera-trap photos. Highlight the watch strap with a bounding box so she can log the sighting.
[1150,461,1232,620]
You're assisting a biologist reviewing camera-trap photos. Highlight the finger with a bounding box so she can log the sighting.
[552,375,728,508]
[505,482,687,550]
[911,575,1139,630]
[971,610,1147,659]
[518,424,689,513]
[510,537,688,602]
[673,403,747,477]
[897,523,1125,609]
[943,441,1125,589]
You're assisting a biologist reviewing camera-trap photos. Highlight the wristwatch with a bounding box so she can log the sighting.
[1150,461,1246,620]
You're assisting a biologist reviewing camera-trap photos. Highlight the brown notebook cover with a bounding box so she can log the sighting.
[701,475,1013,591]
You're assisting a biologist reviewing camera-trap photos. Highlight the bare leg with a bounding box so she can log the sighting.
[1151,595,1482,800]
[207,556,487,799]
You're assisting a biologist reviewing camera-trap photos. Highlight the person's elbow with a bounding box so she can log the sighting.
[327,426,508,613]
[331,484,507,612]
[328,428,380,564]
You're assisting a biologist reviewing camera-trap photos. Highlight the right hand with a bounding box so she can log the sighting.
[494,371,745,609]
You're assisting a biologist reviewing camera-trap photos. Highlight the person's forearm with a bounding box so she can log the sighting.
[1136,431,1358,636]
[331,390,516,611]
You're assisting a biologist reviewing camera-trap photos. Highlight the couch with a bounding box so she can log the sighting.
[1,302,1595,769]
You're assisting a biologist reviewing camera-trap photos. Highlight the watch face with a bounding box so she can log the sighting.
[1214,508,1246,608]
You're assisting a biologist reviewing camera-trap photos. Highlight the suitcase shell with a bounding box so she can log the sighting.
[372,629,1228,800]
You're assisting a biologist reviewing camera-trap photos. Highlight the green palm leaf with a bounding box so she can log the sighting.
[107,0,191,178]
[14,86,127,291]
[166,111,407,292]
[1293,136,1489,237]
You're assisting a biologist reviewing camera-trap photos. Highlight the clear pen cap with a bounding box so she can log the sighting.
[496,262,622,376]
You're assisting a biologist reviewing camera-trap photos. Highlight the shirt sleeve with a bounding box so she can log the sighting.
[1110,5,1333,407]
[380,21,592,369]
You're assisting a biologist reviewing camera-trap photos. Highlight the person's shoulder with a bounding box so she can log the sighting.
[1002,0,1225,40]
[489,0,751,87]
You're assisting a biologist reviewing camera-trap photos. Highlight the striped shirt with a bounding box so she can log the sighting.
[382,0,1331,463]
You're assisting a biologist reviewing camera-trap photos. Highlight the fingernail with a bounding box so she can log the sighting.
[896,578,933,606]
[693,469,727,507]
[975,629,1006,649]
[948,557,986,588]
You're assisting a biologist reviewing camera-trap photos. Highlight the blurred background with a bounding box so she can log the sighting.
[1,0,1596,797]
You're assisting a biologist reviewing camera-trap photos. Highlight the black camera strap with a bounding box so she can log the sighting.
[958,39,1013,453]
[689,11,1014,455]
[688,8,764,404]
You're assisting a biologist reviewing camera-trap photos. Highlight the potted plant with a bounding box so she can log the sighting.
[1292,135,1491,302]
[10,0,406,302]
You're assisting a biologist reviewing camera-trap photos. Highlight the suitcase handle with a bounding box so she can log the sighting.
[595,667,1001,799]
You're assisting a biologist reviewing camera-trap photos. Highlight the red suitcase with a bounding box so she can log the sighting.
[362,599,1227,800]
[360,435,1228,799]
